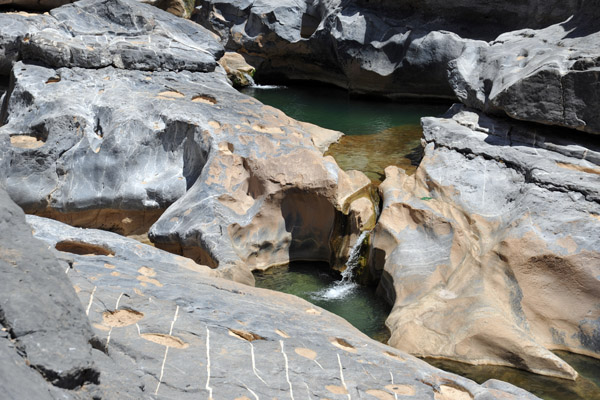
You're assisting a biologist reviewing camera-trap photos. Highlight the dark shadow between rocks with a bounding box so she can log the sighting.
[560,6,600,39]
[282,190,336,263]
[158,120,210,190]
[300,12,320,38]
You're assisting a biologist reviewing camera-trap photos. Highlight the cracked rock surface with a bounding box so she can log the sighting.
[369,105,600,380]
[21,212,540,399]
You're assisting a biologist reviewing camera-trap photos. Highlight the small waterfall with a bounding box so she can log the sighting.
[242,71,256,86]
[341,230,369,283]
[311,230,369,300]
[241,72,285,90]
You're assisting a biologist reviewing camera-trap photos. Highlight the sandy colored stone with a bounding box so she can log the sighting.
[370,107,600,380]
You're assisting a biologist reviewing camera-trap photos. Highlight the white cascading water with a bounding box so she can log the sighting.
[242,72,284,90]
[311,230,370,300]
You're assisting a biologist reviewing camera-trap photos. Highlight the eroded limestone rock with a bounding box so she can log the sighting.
[24,213,540,399]
[0,59,372,280]
[449,5,600,134]
[370,105,600,379]
[194,0,477,98]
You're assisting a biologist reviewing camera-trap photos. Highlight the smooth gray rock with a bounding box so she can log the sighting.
[26,215,540,400]
[8,0,224,72]
[195,0,478,99]
[1,62,220,218]
[0,187,98,390]
[27,214,224,282]
[449,8,600,135]
[369,105,600,379]
[0,61,370,280]
[0,0,223,76]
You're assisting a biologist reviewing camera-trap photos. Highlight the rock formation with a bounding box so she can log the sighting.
[369,105,600,380]
[193,0,598,102]
[0,184,539,398]
[449,5,600,134]
[192,0,600,380]
[1,0,599,395]
[0,0,375,281]
[194,0,476,98]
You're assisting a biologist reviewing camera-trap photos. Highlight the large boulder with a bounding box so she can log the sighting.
[18,0,224,72]
[0,187,98,391]
[369,105,600,379]
[0,60,374,280]
[449,4,600,135]
[25,214,540,399]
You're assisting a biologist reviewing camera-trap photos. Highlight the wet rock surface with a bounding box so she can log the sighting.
[369,105,600,379]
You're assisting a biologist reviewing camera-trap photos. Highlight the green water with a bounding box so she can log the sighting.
[253,262,391,342]
[241,84,451,182]
[246,83,600,400]
[426,351,600,400]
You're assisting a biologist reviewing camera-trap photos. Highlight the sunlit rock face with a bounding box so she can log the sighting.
[370,105,600,380]
[0,0,376,283]
[0,198,535,399]
[449,5,600,135]
[194,0,476,99]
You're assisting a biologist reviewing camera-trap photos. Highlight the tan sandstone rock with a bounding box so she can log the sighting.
[369,106,600,380]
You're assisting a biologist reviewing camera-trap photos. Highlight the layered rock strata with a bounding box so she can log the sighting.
[369,105,600,379]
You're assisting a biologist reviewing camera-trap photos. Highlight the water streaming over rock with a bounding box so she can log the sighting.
[311,230,369,300]
[243,73,283,90]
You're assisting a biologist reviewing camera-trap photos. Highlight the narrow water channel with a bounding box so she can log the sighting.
[243,83,600,400]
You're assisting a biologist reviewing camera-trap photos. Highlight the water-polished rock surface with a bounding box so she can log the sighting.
[449,5,600,134]
[195,0,476,98]
[370,105,600,380]
[1,0,376,283]
[20,209,540,399]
